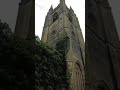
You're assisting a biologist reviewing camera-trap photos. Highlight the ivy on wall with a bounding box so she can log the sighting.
[55,36,70,56]
[55,36,70,87]
[35,36,70,89]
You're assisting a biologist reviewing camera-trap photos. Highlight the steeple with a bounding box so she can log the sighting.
[60,0,66,10]
[42,1,85,90]
[60,0,65,4]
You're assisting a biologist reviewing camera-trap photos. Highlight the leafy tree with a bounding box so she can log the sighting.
[0,20,68,90]
[35,37,69,90]
[0,20,34,89]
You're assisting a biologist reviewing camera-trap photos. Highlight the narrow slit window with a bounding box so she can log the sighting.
[68,13,72,23]
[53,12,59,22]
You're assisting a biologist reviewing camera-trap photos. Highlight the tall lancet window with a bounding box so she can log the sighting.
[53,12,59,23]
[68,13,72,23]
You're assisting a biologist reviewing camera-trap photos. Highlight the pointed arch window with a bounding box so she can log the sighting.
[53,12,59,23]
[72,31,75,36]
[68,13,72,23]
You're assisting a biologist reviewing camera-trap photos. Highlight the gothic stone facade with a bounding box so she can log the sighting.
[41,0,85,90]
[85,0,120,90]
[14,0,35,40]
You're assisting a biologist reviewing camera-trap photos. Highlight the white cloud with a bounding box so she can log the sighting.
[35,0,85,39]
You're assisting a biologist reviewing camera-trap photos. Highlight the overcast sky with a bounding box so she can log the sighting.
[0,0,20,32]
[35,0,85,39]
[0,0,119,40]
[108,0,120,39]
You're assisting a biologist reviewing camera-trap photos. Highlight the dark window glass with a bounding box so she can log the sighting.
[53,12,59,22]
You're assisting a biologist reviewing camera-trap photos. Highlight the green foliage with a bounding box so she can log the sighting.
[0,20,12,36]
[55,36,70,85]
[0,20,34,89]
[35,38,68,89]
[55,36,70,56]
[0,20,69,89]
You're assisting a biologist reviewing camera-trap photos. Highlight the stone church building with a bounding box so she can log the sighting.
[85,0,120,90]
[41,0,85,90]
[14,0,120,90]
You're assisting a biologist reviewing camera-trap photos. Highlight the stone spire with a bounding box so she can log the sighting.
[60,0,66,10]
[60,0,65,4]
[50,5,53,10]
[49,5,53,14]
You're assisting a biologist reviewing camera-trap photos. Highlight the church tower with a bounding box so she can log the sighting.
[41,0,85,90]
[85,0,120,90]
[14,0,35,40]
